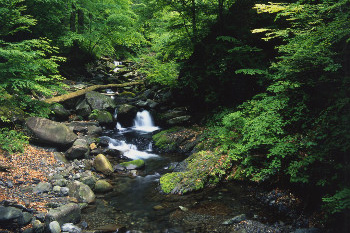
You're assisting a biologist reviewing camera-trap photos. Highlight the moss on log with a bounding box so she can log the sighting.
[44,81,143,104]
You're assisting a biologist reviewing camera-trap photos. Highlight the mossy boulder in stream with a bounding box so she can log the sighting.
[94,180,113,193]
[160,151,227,194]
[88,110,114,127]
[119,159,145,170]
[152,127,203,153]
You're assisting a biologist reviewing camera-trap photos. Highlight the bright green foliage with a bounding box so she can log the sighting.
[323,188,350,214]
[0,0,65,123]
[0,128,29,153]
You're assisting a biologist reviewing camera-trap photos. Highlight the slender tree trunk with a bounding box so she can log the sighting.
[77,9,84,34]
[44,82,143,104]
[191,0,197,43]
[70,6,76,32]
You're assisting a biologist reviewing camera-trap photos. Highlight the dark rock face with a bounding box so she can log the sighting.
[0,206,32,229]
[51,104,70,120]
[26,117,77,147]
[75,99,92,117]
[46,203,81,225]
[88,110,114,127]
[85,91,116,111]
[116,104,137,127]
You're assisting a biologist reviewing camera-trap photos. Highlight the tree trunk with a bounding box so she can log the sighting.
[45,81,143,104]
[77,9,84,34]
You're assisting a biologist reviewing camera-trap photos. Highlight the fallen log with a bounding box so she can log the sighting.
[44,81,143,104]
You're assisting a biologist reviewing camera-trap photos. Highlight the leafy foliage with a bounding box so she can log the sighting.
[0,128,29,153]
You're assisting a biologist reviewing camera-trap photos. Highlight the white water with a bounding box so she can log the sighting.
[108,138,158,160]
[113,61,122,72]
[132,110,160,132]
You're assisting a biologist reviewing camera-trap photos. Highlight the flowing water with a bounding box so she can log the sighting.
[81,110,287,232]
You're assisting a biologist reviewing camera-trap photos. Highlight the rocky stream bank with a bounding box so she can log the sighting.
[1,59,326,233]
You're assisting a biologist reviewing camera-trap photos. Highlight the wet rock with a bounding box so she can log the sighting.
[94,223,119,232]
[52,179,68,187]
[61,223,82,233]
[119,159,145,170]
[116,104,137,126]
[153,205,164,211]
[167,115,191,126]
[68,181,95,203]
[49,221,61,233]
[60,187,69,196]
[222,214,247,225]
[66,139,90,160]
[98,138,110,147]
[33,219,45,233]
[87,125,103,135]
[94,180,113,193]
[81,176,97,189]
[20,212,33,226]
[0,206,23,227]
[89,110,114,127]
[33,182,52,194]
[46,203,81,225]
[94,154,114,175]
[86,91,116,111]
[26,117,77,147]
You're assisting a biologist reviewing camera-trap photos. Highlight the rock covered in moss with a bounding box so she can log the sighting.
[93,154,114,175]
[88,110,114,127]
[119,159,145,170]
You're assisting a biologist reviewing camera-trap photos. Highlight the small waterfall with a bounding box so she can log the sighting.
[113,61,122,72]
[133,110,160,132]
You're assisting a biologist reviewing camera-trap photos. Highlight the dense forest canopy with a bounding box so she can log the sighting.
[0,0,349,229]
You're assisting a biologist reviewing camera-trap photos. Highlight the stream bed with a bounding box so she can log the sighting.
[80,111,297,233]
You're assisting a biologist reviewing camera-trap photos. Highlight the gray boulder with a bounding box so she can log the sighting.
[85,91,116,111]
[26,117,77,147]
[116,104,137,126]
[46,203,81,225]
[33,182,52,194]
[0,206,23,227]
[49,221,61,233]
[61,223,82,233]
[75,99,92,117]
[68,181,95,203]
[65,139,90,160]
[94,154,114,175]
[167,115,191,126]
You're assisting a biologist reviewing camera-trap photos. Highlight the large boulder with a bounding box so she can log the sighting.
[93,154,114,175]
[88,110,114,127]
[85,91,116,111]
[68,181,95,203]
[65,139,90,160]
[0,206,32,228]
[75,99,92,117]
[66,121,102,136]
[116,104,137,127]
[26,117,77,147]
[46,203,81,225]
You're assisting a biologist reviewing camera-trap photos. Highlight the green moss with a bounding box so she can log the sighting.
[120,159,145,168]
[152,127,183,150]
[119,91,136,97]
[160,172,183,193]
[89,110,113,124]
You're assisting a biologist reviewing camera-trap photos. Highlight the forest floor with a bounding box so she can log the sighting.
[0,146,69,232]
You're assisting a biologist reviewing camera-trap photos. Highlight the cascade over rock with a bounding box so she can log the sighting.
[26,117,77,147]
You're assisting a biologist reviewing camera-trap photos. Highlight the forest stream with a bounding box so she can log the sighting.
[79,110,303,233]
